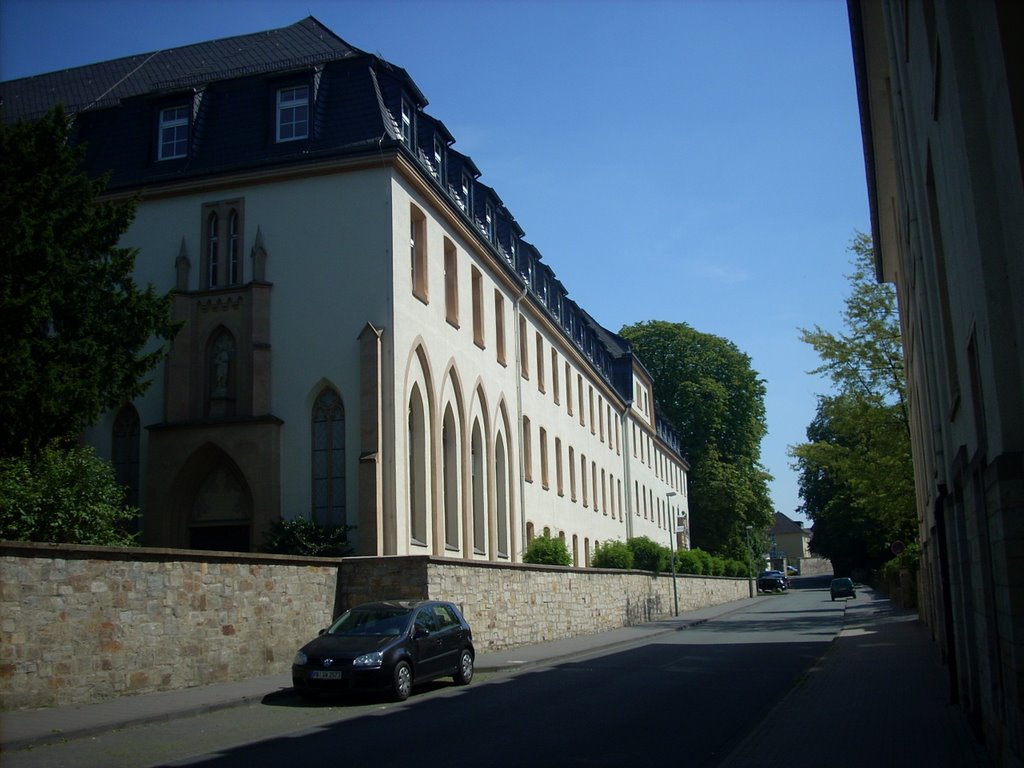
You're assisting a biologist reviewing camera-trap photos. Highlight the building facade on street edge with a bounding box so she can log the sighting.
[0,17,690,565]
[848,1,1022,763]
[767,512,810,573]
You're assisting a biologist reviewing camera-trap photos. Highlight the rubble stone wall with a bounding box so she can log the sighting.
[1,543,746,709]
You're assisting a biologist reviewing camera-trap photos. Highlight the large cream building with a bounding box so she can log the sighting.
[849,1,1022,762]
[0,17,690,564]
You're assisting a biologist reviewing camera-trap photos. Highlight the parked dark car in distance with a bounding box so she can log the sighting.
[757,570,788,593]
[830,577,857,601]
[292,600,474,701]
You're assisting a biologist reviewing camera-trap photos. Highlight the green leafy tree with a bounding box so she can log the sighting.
[0,443,138,545]
[0,106,178,458]
[523,533,572,566]
[619,320,773,557]
[790,234,915,573]
[591,539,634,569]
[799,233,908,411]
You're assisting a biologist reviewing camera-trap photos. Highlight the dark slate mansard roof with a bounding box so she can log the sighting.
[0,16,688,464]
[1,17,370,122]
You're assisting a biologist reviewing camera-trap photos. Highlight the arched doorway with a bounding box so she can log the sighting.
[176,445,253,551]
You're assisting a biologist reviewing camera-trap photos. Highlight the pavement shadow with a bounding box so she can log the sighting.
[169,637,827,768]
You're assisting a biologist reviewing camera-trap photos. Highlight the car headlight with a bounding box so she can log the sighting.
[293,651,308,666]
[353,651,383,669]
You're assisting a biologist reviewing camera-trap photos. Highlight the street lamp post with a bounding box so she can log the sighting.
[745,525,754,598]
[667,491,678,616]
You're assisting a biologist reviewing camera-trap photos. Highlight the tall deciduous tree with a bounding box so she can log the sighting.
[790,233,915,572]
[619,320,773,559]
[0,106,178,458]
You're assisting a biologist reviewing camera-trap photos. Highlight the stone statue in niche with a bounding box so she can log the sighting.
[210,333,235,400]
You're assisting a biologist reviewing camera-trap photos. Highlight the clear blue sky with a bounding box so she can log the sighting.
[0,0,870,525]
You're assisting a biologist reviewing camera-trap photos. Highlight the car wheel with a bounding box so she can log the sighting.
[392,661,413,701]
[454,649,474,685]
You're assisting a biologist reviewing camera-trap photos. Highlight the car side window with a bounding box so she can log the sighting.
[434,605,459,630]
[414,608,437,636]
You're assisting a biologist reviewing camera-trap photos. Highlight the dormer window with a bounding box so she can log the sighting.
[433,136,445,184]
[461,172,472,213]
[276,85,309,142]
[485,202,495,243]
[401,98,414,145]
[158,105,189,161]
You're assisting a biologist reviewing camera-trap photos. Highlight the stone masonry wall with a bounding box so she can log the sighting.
[337,556,747,650]
[0,542,339,710]
[1,544,747,710]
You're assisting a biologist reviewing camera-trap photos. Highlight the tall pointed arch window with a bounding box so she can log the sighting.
[207,212,219,288]
[112,405,141,518]
[408,386,428,546]
[312,387,346,525]
[202,199,244,289]
[495,432,510,558]
[442,405,460,550]
[228,210,240,285]
[471,420,486,555]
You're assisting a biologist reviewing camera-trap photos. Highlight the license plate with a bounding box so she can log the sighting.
[310,670,347,680]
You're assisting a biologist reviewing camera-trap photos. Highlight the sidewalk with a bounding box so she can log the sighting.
[0,599,746,752]
[719,591,993,767]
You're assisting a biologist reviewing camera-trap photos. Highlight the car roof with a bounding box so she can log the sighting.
[350,599,449,612]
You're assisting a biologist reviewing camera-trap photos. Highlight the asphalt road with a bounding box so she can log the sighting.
[4,581,845,768]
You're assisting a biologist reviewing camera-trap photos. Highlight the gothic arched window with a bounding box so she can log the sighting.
[112,405,140,513]
[228,210,240,285]
[312,387,346,525]
[207,212,219,288]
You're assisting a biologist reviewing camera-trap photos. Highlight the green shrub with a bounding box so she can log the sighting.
[523,533,572,566]
[592,539,634,569]
[725,559,748,577]
[628,536,669,573]
[258,517,353,557]
[879,541,920,584]
[675,549,704,574]
[693,548,715,576]
[0,443,138,546]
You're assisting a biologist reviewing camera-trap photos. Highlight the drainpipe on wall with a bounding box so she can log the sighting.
[513,283,529,561]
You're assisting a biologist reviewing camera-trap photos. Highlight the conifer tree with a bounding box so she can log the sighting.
[0,106,178,458]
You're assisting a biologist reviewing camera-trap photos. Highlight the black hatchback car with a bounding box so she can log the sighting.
[757,570,788,593]
[292,600,474,701]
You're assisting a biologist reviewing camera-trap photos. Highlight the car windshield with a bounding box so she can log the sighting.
[327,607,411,637]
